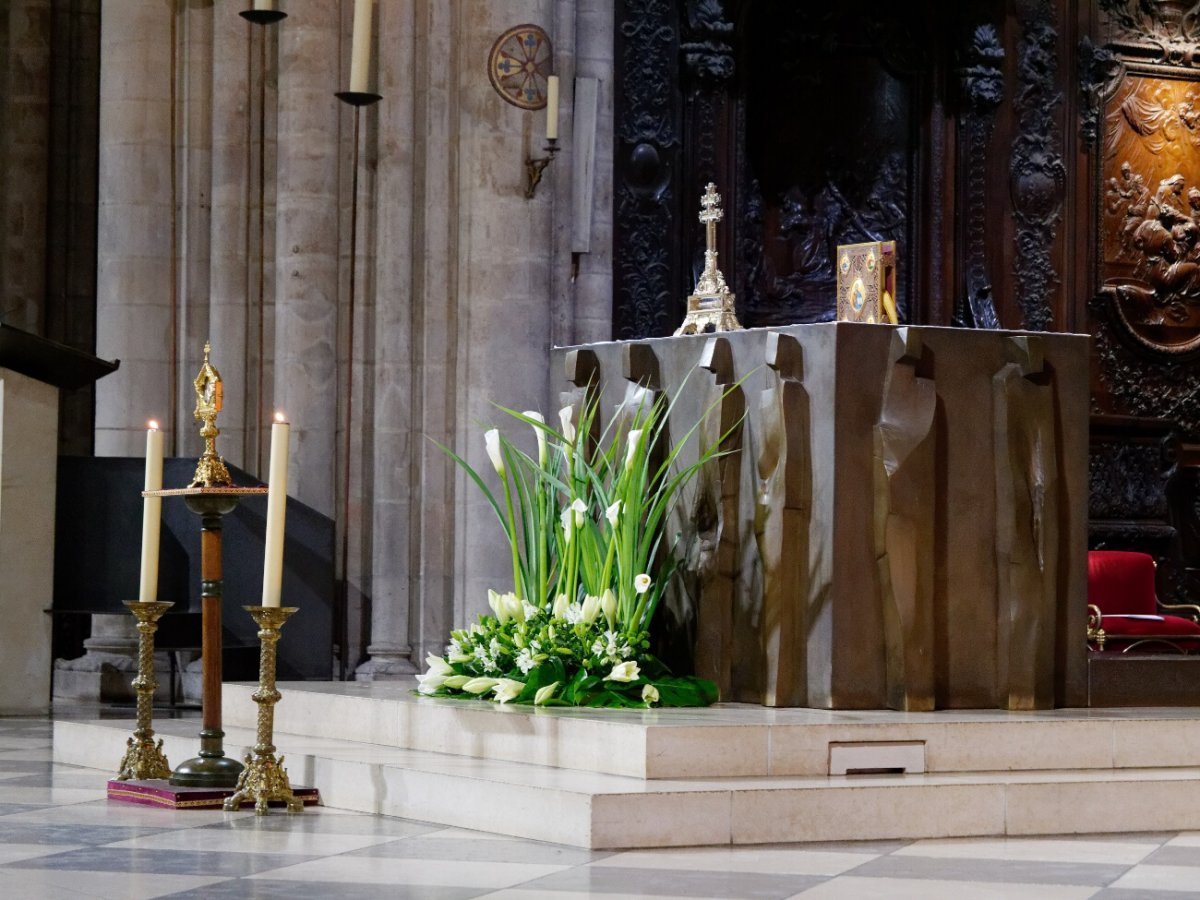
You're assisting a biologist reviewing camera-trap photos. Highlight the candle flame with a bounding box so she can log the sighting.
[274,410,287,424]
[148,419,159,431]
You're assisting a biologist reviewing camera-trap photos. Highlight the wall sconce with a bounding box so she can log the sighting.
[525,139,560,199]
[525,75,559,200]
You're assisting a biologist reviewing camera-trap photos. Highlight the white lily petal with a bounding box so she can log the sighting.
[484,428,504,475]
[605,660,640,682]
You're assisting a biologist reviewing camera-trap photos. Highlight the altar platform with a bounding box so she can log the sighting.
[52,680,1200,849]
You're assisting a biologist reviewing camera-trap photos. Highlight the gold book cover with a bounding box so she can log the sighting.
[836,240,898,325]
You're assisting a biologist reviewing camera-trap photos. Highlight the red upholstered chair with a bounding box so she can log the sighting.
[1087,550,1200,653]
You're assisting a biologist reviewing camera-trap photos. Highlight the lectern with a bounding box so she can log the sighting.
[0,324,118,713]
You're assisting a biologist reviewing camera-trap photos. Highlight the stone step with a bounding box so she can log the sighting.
[221,679,1200,779]
[52,717,1200,849]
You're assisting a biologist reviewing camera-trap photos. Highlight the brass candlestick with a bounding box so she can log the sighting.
[116,600,174,781]
[224,606,303,815]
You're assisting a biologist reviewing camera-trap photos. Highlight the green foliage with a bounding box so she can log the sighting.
[423,385,734,708]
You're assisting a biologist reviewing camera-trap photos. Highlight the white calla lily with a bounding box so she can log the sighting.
[552,593,570,620]
[560,506,573,538]
[605,660,640,682]
[571,497,588,526]
[425,654,454,676]
[559,406,576,443]
[488,588,510,623]
[503,591,525,623]
[601,588,617,629]
[416,671,448,694]
[642,683,660,705]
[605,500,622,527]
[634,573,652,595]
[625,429,643,470]
[534,681,560,705]
[492,678,525,704]
[523,410,547,466]
[484,428,504,475]
[462,677,500,695]
[581,593,601,625]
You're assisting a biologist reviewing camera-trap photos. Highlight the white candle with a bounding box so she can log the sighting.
[261,412,290,608]
[349,0,373,93]
[545,75,559,141]
[138,422,164,603]
[252,0,275,10]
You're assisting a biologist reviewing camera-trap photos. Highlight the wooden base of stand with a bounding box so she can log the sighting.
[107,778,319,810]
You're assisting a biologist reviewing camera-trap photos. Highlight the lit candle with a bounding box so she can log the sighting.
[261,412,290,608]
[545,75,559,141]
[139,421,164,603]
[349,0,373,93]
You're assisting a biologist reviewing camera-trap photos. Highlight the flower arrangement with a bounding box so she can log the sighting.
[419,389,727,708]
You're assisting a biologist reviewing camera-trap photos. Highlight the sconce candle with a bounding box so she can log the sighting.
[252,0,275,9]
[545,75,560,141]
[139,421,164,603]
[261,412,290,608]
[349,0,373,94]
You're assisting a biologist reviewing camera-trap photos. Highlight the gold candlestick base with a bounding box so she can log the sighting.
[116,600,174,781]
[223,606,304,815]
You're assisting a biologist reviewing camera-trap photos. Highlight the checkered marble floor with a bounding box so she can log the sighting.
[5,718,1200,898]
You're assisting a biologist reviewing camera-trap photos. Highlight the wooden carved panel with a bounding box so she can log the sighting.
[736,4,925,327]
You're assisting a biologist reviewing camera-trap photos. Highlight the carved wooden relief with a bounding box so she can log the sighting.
[737,3,922,328]
[872,328,936,712]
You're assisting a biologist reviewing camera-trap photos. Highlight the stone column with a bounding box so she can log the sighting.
[272,0,341,516]
[356,0,417,678]
[453,1,556,624]
[0,0,51,335]
[94,2,176,455]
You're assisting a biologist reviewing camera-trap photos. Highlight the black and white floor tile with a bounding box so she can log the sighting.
[1,717,1197,899]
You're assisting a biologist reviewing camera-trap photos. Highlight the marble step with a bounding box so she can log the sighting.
[52,717,1200,849]
[221,680,1200,779]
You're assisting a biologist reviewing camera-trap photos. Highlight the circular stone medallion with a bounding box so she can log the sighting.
[488,24,553,110]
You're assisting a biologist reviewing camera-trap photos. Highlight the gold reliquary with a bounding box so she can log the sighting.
[836,240,898,325]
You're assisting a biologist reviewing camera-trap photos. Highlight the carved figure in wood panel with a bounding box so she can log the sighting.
[872,328,936,712]
[690,337,745,697]
[993,336,1060,710]
[1100,73,1200,354]
[738,3,916,327]
[752,332,810,707]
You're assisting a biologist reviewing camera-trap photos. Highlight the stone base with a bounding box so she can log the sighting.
[49,680,1200,848]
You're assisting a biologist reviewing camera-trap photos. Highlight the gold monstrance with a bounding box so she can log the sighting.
[191,341,233,487]
[675,182,743,336]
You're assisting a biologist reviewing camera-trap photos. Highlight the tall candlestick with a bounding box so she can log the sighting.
[139,422,164,603]
[262,413,290,608]
[545,75,559,141]
[349,0,373,94]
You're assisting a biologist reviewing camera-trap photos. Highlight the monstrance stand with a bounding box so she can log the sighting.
[674,182,743,336]
[151,343,267,788]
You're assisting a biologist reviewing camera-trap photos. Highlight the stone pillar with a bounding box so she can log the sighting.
[94,2,176,455]
[356,0,417,678]
[209,10,254,469]
[454,1,556,623]
[0,0,51,335]
[273,0,341,516]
